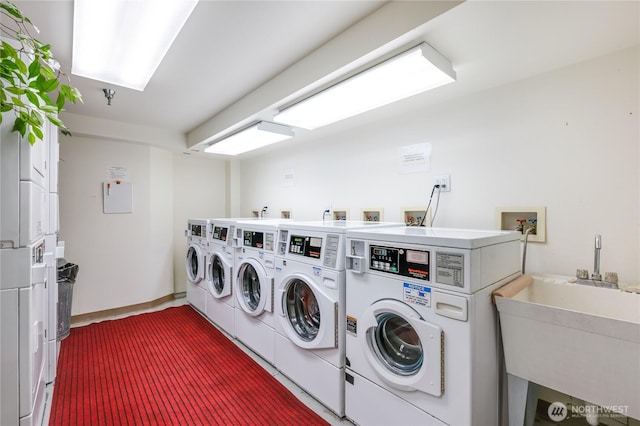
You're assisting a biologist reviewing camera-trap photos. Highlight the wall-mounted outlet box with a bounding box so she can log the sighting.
[434,174,451,192]
[496,206,546,242]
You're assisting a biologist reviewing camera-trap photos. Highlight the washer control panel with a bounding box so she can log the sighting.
[369,245,430,281]
[289,234,322,259]
[189,223,204,237]
[212,225,228,242]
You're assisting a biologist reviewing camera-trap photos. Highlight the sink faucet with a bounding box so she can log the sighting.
[576,234,618,289]
[591,234,602,281]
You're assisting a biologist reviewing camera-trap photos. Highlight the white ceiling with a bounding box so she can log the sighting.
[11,0,640,155]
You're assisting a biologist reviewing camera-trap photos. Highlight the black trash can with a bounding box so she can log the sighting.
[57,259,79,341]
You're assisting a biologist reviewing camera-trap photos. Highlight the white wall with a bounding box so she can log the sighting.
[172,154,227,293]
[59,137,175,315]
[237,47,640,285]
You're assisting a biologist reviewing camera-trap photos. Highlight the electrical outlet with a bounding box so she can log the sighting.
[434,174,451,192]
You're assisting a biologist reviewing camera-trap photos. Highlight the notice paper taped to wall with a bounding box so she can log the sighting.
[397,143,431,174]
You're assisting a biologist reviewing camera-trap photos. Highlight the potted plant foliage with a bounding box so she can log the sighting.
[1,0,82,144]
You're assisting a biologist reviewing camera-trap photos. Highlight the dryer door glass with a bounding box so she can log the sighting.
[210,255,225,295]
[186,246,200,282]
[370,313,423,376]
[285,279,320,341]
[238,263,261,311]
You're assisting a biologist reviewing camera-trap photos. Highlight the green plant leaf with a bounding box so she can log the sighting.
[12,116,26,135]
[28,59,40,79]
[26,91,39,106]
[55,92,65,110]
[6,86,26,95]
[1,58,19,70]
[46,113,64,128]
[40,104,58,113]
[70,87,82,103]
[1,41,18,59]
[0,2,23,19]
[28,131,36,145]
[37,91,54,106]
[32,125,43,140]
[11,95,25,107]
[14,57,27,74]
[30,109,43,126]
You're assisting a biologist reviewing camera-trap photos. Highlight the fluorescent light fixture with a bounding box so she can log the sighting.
[72,0,198,90]
[274,43,456,129]
[204,122,294,156]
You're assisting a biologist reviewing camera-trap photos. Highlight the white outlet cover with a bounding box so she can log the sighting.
[434,174,451,192]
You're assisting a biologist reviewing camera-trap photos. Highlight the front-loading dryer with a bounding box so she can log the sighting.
[185,219,208,314]
[273,220,404,417]
[204,218,245,337]
[233,219,289,365]
[344,227,520,426]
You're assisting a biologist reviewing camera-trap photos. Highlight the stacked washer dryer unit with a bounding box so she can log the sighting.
[344,227,520,426]
[1,115,49,425]
[185,219,209,314]
[233,219,288,365]
[273,220,404,417]
[204,218,244,337]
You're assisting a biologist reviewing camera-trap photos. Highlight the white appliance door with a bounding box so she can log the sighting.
[206,251,232,299]
[185,244,204,284]
[358,299,443,396]
[235,258,271,316]
[276,273,337,350]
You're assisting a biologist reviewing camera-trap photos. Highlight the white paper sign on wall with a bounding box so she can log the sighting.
[398,143,431,174]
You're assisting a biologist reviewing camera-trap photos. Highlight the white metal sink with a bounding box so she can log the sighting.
[494,275,640,421]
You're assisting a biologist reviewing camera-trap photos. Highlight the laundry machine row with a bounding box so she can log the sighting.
[343,227,520,426]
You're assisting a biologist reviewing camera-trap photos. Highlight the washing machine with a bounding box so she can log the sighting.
[1,239,47,426]
[204,218,246,337]
[233,219,290,364]
[185,219,209,314]
[273,220,404,416]
[344,227,520,426]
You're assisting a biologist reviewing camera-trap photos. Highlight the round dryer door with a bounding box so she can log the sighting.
[278,275,337,349]
[185,244,204,283]
[358,299,443,397]
[206,252,232,298]
[235,258,271,316]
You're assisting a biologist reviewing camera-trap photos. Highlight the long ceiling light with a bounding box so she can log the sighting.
[72,0,198,91]
[273,42,456,130]
[204,122,294,156]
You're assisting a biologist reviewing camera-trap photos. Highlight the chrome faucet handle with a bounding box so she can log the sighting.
[576,269,589,279]
[604,272,619,285]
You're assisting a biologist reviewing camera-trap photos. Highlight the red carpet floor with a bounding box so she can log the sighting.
[49,305,330,426]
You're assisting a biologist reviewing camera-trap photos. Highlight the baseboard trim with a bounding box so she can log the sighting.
[70,293,178,325]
